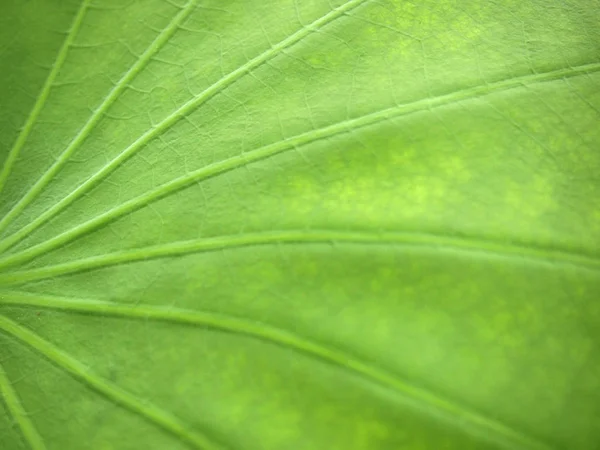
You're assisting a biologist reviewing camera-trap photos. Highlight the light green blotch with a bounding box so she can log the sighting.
[504,174,555,221]
[439,155,472,183]
[285,143,474,224]
[353,418,390,448]
[590,208,600,233]
[389,0,483,46]
[305,0,421,68]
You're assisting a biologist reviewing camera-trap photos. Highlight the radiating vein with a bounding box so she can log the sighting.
[0,0,199,238]
[0,0,369,254]
[0,361,46,450]
[0,61,598,271]
[0,315,225,450]
[0,0,91,197]
[0,291,554,450]
[0,228,599,286]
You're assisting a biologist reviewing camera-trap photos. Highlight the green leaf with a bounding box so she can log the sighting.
[1,0,599,448]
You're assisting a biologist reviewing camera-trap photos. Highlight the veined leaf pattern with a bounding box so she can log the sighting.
[1,1,599,449]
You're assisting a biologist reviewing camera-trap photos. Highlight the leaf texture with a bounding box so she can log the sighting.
[1,1,599,449]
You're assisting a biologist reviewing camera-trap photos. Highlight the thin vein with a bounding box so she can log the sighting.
[0,228,599,286]
[0,291,554,450]
[0,361,46,450]
[0,0,199,238]
[0,61,598,271]
[0,0,91,197]
[0,315,225,450]
[0,0,369,254]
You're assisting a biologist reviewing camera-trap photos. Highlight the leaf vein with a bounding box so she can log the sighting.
[0,0,199,240]
[0,0,91,198]
[0,291,555,450]
[0,315,227,450]
[0,229,598,286]
[0,361,46,450]
[0,61,598,270]
[0,0,370,253]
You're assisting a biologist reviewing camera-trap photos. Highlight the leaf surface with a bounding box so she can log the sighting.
[1,1,599,449]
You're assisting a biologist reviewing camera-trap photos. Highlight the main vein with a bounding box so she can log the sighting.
[0,0,199,238]
[0,360,46,450]
[0,315,225,450]
[0,0,369,254]
[0,0,91,197]
[0,228,598,286]
[0,61,598,272]
[0,291,554,450]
